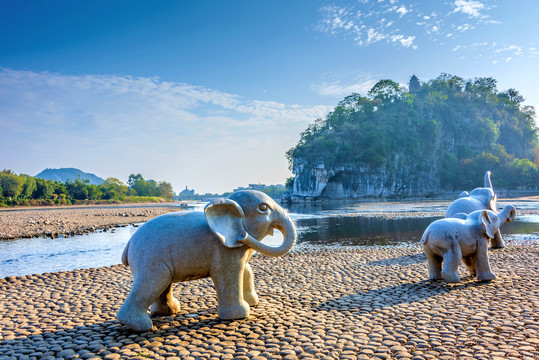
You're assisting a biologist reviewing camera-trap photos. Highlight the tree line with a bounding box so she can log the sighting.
[287,73,538,191]
[0,170,174,206]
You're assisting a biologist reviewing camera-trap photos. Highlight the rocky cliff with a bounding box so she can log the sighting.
[291,158,441,199]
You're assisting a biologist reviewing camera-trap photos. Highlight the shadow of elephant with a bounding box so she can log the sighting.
[315,279,491,313]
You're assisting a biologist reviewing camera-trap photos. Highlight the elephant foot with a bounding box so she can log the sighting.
[490,232,505,249]
[428,269,442,280]
[117,306,154,332]
[477,271,496,282]
[243,290,259,306]
[441,271,461,283]
[218,300,250,320]
[150,296,181,316]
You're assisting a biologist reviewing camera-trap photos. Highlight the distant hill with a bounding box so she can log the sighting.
[35,168,105,185]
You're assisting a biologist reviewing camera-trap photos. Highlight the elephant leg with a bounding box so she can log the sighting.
[490,230,505,249]
[475,239,496,281]
[211,256,250,320]
[117,265,172,332]
[243,263,259,306]
[462,256,476,277]
[150,283,181,316]
[441,242,462,283]
[424,249,442,280]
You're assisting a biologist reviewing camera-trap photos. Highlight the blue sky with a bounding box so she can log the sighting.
[1,0,538,193]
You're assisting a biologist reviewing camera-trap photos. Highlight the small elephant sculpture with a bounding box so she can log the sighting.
[445,171,505,248]
[421,205,516,283]
[116,190,297,331]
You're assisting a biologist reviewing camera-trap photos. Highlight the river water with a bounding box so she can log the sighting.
[1,199,538,278]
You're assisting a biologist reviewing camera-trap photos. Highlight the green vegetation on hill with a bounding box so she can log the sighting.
[0,170,174,207]
[287,73,538,190]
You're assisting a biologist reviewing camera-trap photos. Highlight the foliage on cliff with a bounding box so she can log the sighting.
[287,73,538,190]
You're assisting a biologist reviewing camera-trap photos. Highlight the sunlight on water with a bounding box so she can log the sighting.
[514,214,539,223]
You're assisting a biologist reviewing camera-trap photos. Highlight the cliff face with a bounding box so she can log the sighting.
[292,158,441,199]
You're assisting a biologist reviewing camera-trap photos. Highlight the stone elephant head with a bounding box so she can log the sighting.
[205,190,296,256]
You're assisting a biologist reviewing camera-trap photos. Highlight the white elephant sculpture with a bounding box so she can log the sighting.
[116,190,296,331]
[421,205,516,283]
[445,171,505,248]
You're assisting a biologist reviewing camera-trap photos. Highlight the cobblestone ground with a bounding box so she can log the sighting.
[0,245,538,360]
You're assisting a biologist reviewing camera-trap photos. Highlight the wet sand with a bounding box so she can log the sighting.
[0,245,538,359]
[0,205,183,240]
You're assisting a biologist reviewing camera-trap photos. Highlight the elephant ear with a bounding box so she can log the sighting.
[204,199,247,248]
[480,210,496,239]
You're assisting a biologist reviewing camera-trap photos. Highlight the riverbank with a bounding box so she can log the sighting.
[0,245,538,359]
[0,204,184,240]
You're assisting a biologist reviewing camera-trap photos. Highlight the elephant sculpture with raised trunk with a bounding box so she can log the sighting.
[421,205,516,283]
[445,171,506,248]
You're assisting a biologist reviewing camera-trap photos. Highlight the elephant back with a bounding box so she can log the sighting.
[445,198,487,218]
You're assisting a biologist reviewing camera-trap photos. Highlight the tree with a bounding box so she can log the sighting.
[507,88,524,105]
[368,79,401,104]
[34,178,55,199]
[128,174,144,188]
[21,175,37,199]
[0,171,24,199]
[100,177,128,200]
[66,179,89,200]
[158,181,174,200]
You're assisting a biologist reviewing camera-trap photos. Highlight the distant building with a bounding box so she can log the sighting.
[233,183,285,192]
[177,186,195,199]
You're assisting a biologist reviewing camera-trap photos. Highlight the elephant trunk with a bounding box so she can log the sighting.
[240,213,296,257]
[498,205,516,224]
[484,171,493,189]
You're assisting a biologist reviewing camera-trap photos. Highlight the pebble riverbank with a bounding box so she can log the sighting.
[1,244,538,360]
[0,205,182,240]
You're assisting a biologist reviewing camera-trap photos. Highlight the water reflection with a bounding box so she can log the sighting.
[295,216,441,246]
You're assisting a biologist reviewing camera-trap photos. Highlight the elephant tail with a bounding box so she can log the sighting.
[420,232,428,245]
[121,240,130,266]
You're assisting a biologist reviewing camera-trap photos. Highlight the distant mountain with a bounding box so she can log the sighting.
[35,168,105,185]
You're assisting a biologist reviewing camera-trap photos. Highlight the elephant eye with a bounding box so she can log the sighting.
[258,203,268,212]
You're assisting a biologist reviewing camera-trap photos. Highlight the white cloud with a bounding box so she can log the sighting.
[316,2,416,49]
[367,28,385,43]
[395,5,409,17]
[315,0,504,49]
[0,68,332,193]
[454,42,538,63]
[453,0,485,18]
[456,24,474,32]
[312,77,378,97]
[390,34,416,48]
